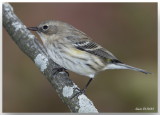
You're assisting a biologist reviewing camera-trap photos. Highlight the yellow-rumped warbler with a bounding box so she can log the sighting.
[27,20,151,96]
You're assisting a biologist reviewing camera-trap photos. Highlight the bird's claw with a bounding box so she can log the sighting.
[52,68,69,76]
[71,87,86,99]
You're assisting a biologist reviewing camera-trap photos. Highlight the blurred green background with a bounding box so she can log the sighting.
[3,3,157,112]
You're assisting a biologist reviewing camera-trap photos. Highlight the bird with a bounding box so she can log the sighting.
[27,20,151,98]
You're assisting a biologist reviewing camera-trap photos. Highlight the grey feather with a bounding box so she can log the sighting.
[67,36,151,74]
[74,41,117,60]
[115,63,151,74]
[65,35,117,60]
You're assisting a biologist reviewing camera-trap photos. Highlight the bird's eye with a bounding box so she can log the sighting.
[42,25,48,30]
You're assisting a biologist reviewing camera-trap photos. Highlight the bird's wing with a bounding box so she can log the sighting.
[65,35,119,61]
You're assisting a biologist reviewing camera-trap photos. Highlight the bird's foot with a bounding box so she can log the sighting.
[71,88,86,99]
[52,67,69,76]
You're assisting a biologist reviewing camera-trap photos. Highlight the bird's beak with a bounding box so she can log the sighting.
[27,27,38,31]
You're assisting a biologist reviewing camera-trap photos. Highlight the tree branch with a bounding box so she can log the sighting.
[3,3,98,113]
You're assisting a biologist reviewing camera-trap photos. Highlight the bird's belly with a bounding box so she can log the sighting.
[47,48,97,78]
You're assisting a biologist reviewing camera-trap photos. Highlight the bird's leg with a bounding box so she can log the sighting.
[52,67,69,76]
[71,78,93,99]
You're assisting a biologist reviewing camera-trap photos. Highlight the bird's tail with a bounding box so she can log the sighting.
[105,63,151,74]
